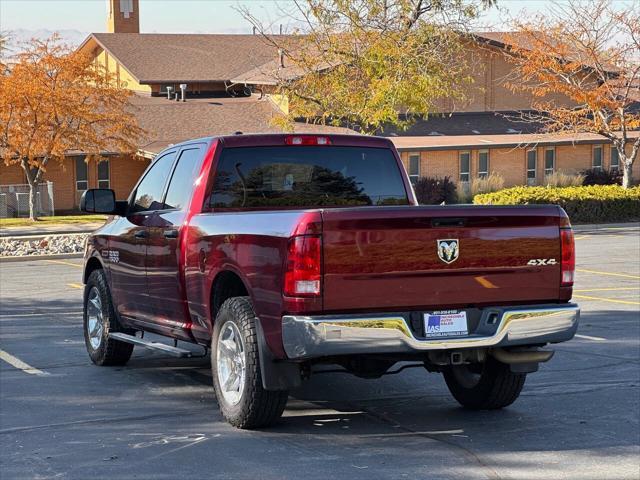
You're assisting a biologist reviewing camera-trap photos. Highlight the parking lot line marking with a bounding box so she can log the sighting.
[573,294,640,306]
[44,259,83,268]
[67,283,83,289]
[575,334,607,341]
[574,287,639,292]
[576,268,640,280]
[0,349,48,376]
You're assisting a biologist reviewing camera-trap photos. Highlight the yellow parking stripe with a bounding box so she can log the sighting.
[0,350,48,376]
[67,283,83,289]
[576,269,640,280]
[474,276,499,289]
[45,259,83,268]
[573,294,640,306]
[574,287,639,292]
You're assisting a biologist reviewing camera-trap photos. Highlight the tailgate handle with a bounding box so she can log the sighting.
[431,217,466,227]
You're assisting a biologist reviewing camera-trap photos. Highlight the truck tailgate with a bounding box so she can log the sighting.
[321,205,563,312]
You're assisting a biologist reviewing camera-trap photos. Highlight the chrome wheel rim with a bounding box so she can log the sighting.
[216,321,246,406]
[86,286,104,350]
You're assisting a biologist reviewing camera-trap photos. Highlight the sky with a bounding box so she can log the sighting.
[1,0,623,37]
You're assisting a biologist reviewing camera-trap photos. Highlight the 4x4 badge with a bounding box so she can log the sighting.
[437,239,459,264]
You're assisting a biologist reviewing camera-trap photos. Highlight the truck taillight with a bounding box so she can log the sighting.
[284,135,331,146]
[560,228,575,286]
[284,235,322,297]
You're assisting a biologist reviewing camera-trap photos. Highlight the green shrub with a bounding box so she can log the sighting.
[473,185,640,223]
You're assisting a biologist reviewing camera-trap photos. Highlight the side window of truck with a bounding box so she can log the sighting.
[131,151,176,213]
[163,146,204,210]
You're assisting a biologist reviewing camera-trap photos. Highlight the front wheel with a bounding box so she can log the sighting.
[211,297,288,429]
[443,356,526,409]
[83,269,134,366]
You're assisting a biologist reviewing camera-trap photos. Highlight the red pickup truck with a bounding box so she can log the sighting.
[80,133,579,429]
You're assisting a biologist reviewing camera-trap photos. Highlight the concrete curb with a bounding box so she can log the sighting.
[0,228,99,238]
[0,253,84,263]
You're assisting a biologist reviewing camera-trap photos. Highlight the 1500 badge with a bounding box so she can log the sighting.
[101,249,120,263]
[527,258,557,266]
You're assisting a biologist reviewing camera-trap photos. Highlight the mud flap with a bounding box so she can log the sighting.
[255,317,301,391]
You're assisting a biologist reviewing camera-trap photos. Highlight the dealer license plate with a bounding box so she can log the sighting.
[424,311,468,338]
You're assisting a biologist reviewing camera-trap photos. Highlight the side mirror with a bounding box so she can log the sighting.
[80,189,118,214]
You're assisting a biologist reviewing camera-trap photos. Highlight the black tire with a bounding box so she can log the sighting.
[211,297,288,429]
[443,356,526,409]
[83,269,134,366]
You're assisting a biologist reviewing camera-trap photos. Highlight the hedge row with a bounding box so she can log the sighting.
[473,185,640,223]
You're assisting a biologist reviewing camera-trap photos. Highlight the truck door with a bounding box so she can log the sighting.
[109,150,177,324]
[146,145,205,339]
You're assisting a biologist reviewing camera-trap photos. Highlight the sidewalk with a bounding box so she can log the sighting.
[0,222,105,237]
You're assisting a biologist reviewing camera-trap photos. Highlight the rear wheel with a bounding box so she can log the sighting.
[211,297,288,429]
[443,356,526,409]
[83,269,134,366]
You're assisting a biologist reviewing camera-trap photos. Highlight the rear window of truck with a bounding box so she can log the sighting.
[209,146,409,209]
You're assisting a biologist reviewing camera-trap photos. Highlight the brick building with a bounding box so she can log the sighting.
[1,0,637,214]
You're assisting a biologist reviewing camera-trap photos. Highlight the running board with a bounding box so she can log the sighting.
[109,332,199,358]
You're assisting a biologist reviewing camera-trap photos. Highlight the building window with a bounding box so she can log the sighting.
[544,148,555,176]
[75,156,88,191]
[592,145,603,171]
[408,153,420,185]
[526,149,537,185]
[610,147,620,171]
[98,159,110,189]
[478,150,489,178]
[459,151,470,183]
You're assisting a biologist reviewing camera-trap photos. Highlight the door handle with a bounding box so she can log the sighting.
[134,230,148,239]
[163,229,179,239]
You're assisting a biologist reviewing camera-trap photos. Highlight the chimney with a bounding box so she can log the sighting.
[179,84,187,102]
[279,24,283,35]
[107,0,140,33]
[252,26,257,35]
[166,85,173,100]
[278,49,285,69]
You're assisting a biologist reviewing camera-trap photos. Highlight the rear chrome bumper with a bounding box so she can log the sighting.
[282,304,580,360]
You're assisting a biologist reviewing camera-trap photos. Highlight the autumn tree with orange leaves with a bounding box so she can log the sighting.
[505,0,640,188]
[0,36,144,220]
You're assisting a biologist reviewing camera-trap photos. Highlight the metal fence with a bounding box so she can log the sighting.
[0,182,55,218]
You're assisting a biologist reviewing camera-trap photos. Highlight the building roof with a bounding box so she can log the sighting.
[81,33,299,83]
[380,112,545,137]
[390,130,640,151]
[79,31,540,87]
[130,94,354,156]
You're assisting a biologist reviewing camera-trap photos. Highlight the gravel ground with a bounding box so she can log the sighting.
[0,234,88,256]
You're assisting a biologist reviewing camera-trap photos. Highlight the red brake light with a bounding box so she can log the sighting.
[284,235,322,297]
[284,135,331,146]
[560,228,575,286]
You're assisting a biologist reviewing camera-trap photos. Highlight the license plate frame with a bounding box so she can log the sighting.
[424,310,469,338]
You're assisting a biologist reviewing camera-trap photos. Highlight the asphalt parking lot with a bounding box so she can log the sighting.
[1,225,639,480]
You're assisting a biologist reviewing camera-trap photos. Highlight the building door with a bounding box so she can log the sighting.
[146,145,205,340]
[109,150,177,324]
